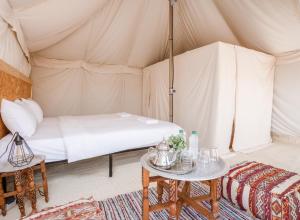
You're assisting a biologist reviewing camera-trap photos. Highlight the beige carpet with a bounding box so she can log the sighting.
[4,141,300,219]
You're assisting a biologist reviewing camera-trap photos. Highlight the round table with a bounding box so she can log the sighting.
[140,153,229,220]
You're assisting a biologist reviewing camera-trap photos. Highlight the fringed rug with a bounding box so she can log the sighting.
[99,182,256,220]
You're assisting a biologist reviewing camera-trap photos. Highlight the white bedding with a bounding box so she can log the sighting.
[0,117,66,163]
[26,117,67,162]
[0,113,180,163]
[59,114,180,162]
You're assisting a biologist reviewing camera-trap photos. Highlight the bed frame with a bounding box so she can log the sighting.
[0,59,151,178]
[107,146,149,177]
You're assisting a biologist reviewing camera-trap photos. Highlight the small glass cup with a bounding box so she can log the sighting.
[180,149,193,171]
[198,148,211,166]
[208,147,219,163]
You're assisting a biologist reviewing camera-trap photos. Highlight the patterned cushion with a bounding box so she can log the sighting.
[222,161,300,220]
[23,197,105,220]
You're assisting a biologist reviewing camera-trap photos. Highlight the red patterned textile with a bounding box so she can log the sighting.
[23,197,105,220]
[222,161,300,220]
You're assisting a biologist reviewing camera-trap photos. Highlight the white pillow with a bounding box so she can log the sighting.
[15,99,37,122]
[0,99,37,137]
[21,99,43,123]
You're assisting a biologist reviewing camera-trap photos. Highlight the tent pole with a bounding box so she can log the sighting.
[169,0,176,123]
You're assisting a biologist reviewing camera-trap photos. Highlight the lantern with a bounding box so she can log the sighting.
[7,132,34,167]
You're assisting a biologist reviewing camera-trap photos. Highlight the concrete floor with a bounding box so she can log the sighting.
[3,141,300,219]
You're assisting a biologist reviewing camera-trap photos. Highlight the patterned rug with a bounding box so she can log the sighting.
[99,182,256,220]
[24,198,105,220]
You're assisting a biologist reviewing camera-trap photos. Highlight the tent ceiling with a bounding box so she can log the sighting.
[6,0,300,68]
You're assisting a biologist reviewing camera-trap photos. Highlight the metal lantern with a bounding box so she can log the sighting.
[8,132,34,167]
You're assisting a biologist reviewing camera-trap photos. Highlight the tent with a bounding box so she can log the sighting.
[0,0,300,144]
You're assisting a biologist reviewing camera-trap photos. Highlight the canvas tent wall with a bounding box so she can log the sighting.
[143,42,275,154]
[272,55,300,144]
[0,17,30,75]
[0,0,299,143]
[30,57,142,116]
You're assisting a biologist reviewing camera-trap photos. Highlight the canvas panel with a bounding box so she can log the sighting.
[142,59,169,121]
[232,46,275,151]
[0,0,30,59]
[272,53,300,142]
[174,43,236,154]
[143,42,236,154]
[0,17,30,75]
[31,58,142,117]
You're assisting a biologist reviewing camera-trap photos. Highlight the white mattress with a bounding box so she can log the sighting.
[0,113,181,163]
[59,113,181,162]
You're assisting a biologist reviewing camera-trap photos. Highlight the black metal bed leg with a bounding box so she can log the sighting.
[109,154,113,177]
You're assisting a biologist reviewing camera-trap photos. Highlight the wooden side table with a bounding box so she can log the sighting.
[0,155,49,217]
[140,153,229,220]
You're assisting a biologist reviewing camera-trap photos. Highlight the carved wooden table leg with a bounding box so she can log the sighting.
[210,179,219,219]
[15,170,25,217]
[40,161,49,202]
[157,179,164,203]
[142,167,150,220]
[0,176,6,216]
[186,181,191,197]
[27,167,37,214]
[169,179,178,220]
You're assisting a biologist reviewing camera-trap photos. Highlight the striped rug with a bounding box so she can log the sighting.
[99,182,256,220]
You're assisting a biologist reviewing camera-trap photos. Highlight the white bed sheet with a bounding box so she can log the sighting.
[59,113,181,162]
[26,117,67,162]
[0,113,181,163]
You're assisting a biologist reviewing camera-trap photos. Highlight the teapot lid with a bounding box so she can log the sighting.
[157,138,169,150]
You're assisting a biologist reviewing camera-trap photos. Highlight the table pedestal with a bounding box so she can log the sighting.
[142,167,220,220]
[15,167,37,217]
[0,157,49,217]
[177,180,219,220]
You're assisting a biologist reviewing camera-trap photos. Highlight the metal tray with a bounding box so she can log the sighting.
[147,155,196,175]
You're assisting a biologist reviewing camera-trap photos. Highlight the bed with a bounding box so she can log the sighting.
[0,113,180,176]
[0,60,180,177]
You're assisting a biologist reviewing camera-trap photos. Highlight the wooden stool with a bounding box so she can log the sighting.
[0,156,49,217]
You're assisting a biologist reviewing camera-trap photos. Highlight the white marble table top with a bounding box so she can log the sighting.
[0,155,45,173]
[141,153,229,181]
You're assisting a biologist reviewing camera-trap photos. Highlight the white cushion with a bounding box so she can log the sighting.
[21,99,43,123]
[0,99,37,137]
[15,99,37,122]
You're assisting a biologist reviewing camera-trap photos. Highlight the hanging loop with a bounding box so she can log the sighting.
[169,89,176,95]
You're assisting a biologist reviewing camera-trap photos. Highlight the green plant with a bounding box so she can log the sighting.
[167,134,187,151]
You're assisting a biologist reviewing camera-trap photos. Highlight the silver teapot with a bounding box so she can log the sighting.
[149,139,178,169]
